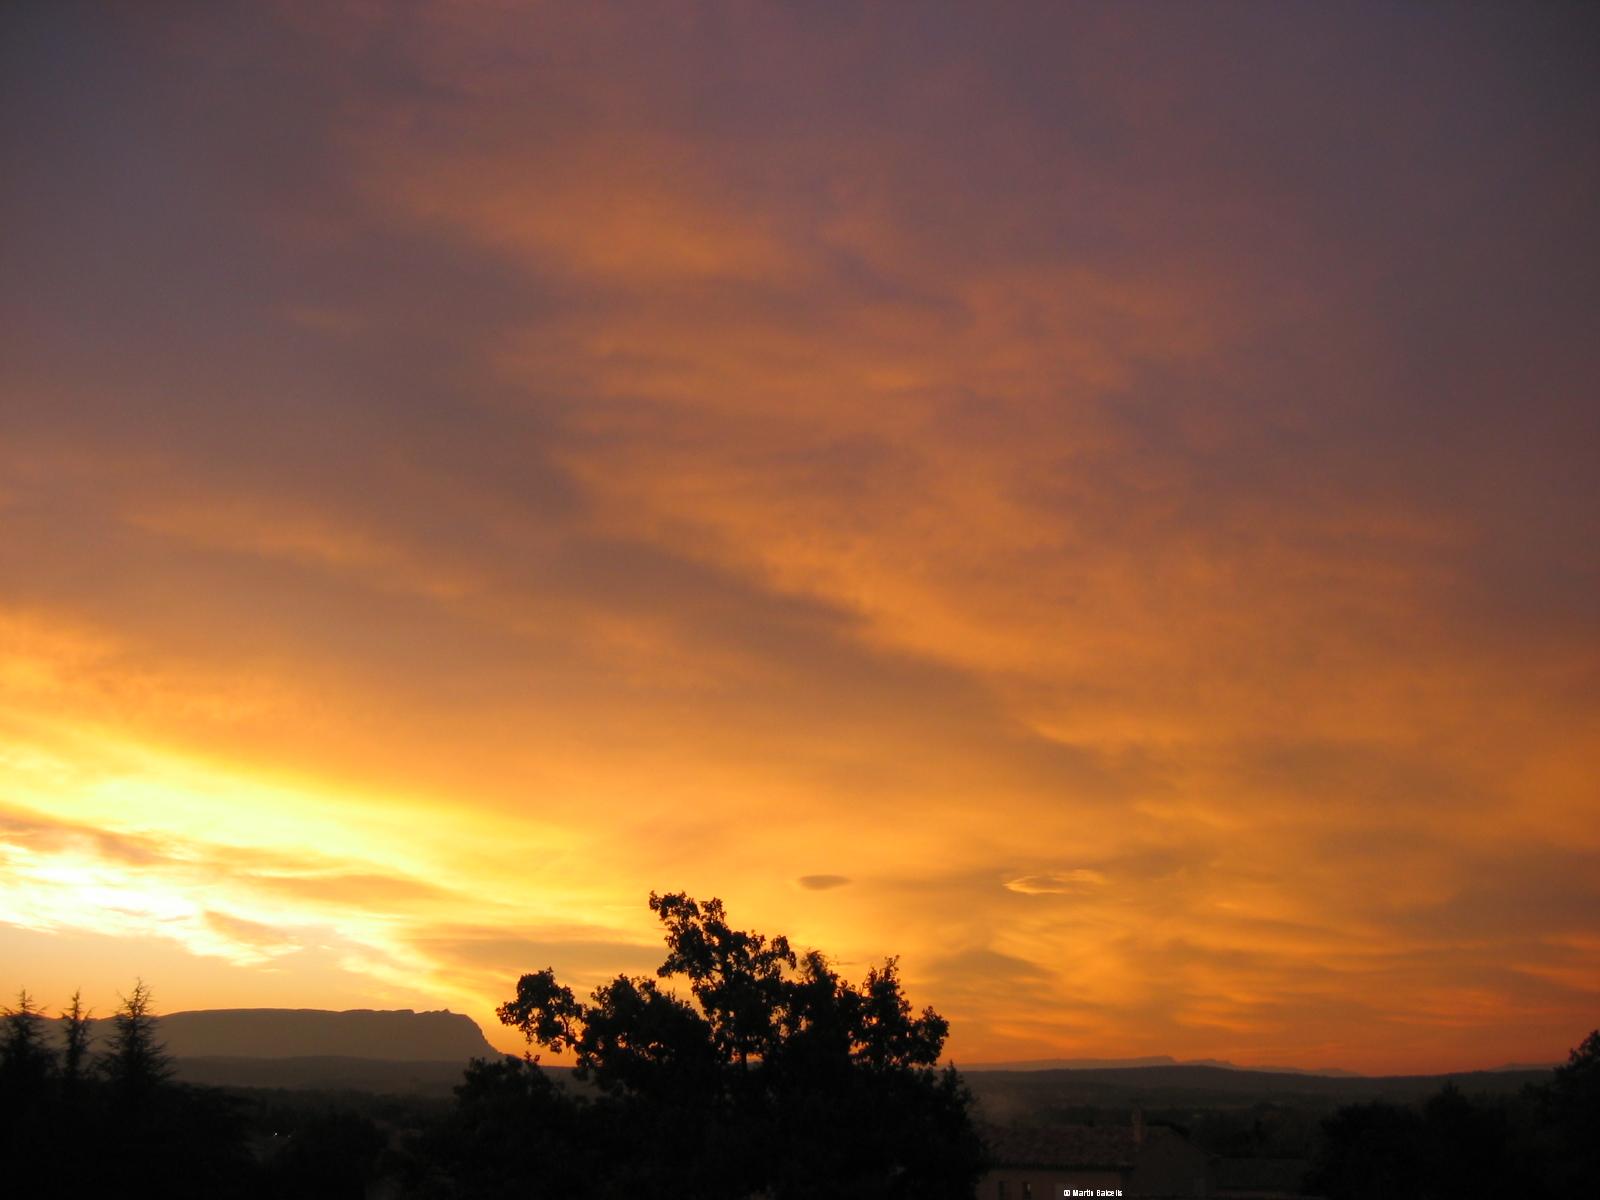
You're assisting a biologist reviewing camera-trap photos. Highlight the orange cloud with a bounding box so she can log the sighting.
[1,0,1596,1075]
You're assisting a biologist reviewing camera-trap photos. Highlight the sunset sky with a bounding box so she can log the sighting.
[2,2,1597,1075]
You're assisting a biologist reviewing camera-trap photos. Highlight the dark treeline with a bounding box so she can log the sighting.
[0,981,397,1199]
[1,982,252,1198]
[6,900,1596,1199]
[1307,1030,1600,1200]
[2,893,988,1199]
[405,892,988,1198]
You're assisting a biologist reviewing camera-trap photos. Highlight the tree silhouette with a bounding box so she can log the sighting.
[258,1105,387,1200]
[102,978,172,1100]
[411,1054,596,1199]
[0,981,361,1198]
[488,891,987,1198]
[1308,1099,1427,1200]
[1538,1027,1600,1196]
[1,990,56,1091]
[57,990,92,1090]
[1,990,62,1198]
[1308,1029,1600,1200]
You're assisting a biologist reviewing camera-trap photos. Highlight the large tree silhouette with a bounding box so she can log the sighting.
[475,891,986,1199]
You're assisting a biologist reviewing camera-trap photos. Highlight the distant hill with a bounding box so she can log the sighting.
[60,1007,1556,1107]
[167,1055,596,1098]
[76,1007,498,1062]
[962,1063,1557,1122]
[960,1055,1362,1077]
[172,1055,489,1096]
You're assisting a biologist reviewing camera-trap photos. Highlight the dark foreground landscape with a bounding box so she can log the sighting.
[5,1012,1597,1198]
[4,895,1598,1197]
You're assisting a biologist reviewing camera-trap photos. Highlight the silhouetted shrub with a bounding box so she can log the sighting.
[457,891,989,1199]
[1309,1029,1600,1200]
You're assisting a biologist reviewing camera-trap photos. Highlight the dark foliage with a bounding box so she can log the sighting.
[1,991,54,1094]
[12,950,1584,1199]
[1,983,258,1200]
[1308,1029,1600,1200]
[58,990,92,1087]
[404,1055,595,1198]
[1309,1099,1428,1199]
[1534,1028,1600,1198]
[255,1105,388,1200]
[102,978,173,1099]
[461,891,989,1198]
[1188,1102,1321,1160]
[0,900,985,1197]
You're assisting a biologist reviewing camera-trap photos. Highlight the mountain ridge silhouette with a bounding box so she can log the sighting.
[69,1006,498,1061]
[959,1054,1364,1077]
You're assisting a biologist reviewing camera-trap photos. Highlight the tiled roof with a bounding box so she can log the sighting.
[980,1123,1139,1169]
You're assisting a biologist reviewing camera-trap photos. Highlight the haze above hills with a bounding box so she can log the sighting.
[960,1055,1365,1077]
[94,1008,1553,1090]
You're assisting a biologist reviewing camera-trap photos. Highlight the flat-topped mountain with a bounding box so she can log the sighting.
[82,1007,498,1062]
